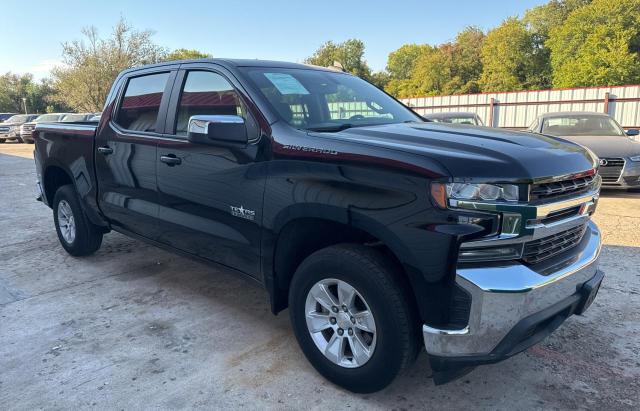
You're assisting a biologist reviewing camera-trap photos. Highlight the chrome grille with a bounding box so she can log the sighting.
[22,124,35,132]
[522,224,587,264]
[599,158,624,184]
[0,126,9,133]
[530,174,596,200]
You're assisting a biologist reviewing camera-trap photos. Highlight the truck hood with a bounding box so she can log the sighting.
[551,134,640,159]
[333,123,597,181]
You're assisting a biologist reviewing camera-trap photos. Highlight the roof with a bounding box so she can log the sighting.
[536,111,611,119]
[120,58,338,76]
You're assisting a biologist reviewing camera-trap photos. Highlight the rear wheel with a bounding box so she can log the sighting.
[289,244,419,393]
[53,185,103,256]
[0,139,5,144]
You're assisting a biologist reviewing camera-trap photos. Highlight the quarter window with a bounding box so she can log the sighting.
[175,71,250,136]
[116,72,170,132]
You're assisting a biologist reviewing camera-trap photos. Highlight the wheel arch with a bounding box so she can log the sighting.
[267,209,436,324]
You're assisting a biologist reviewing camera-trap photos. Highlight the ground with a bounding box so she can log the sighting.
[0,143,638,410]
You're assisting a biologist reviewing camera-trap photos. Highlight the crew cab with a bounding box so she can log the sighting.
[34,59,604,393]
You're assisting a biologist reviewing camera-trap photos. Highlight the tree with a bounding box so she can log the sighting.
[0,73,62,113]
[522,0,591,88]
[386,44,431,80]
[386,27,484,98]
[547,0,640,87]
[304,39,372,79]
[479,18,543,92]
[164,48,212,61]
[51,18,167,112]
[524,0,591,40]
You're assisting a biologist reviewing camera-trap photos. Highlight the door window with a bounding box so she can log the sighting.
[175,71,253,137]
[115,72,170,132]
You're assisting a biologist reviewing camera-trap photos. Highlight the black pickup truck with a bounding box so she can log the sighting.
[34,59,604,393]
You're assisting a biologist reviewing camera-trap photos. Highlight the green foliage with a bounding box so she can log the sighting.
[547,0,640,87]
[164,48,212,61]
[479,18,547,92]
[51,18,167,112]
[0,73,64,113]
[386,44,432,80]
[385,27,484,97]
[304,39,372,80]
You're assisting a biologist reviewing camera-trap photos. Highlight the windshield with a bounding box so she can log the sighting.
[61,114,87,122]
[541,115,625,136]
[241,67,420,131]
[5,115,29,123]
[35,114,62,122]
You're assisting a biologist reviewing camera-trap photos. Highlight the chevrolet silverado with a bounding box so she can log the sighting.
[34,59,604,393]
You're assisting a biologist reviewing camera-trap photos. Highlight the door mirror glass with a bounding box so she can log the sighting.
[187,115,248,145]
[625,129,639,136]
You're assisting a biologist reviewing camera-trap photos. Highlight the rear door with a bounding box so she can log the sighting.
[95,68,177,239]
[154,64,267,277]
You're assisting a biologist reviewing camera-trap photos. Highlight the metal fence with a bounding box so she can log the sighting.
[400,85,640,130]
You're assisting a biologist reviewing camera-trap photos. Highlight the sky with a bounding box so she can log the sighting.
[1,0,546,80]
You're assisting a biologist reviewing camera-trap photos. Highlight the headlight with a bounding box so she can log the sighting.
[430,182,520,208]
[630,155,640,162]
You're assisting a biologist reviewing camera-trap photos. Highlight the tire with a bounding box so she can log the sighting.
[0,139,5,144]
[289,244,419,393]
[53,184,103,256]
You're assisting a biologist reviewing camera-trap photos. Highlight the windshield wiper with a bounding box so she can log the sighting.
[306,123,356,132]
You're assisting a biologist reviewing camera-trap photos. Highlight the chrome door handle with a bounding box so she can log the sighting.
[97,146,113,155]
[160,155,182,166]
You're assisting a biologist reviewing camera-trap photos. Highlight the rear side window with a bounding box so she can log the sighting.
[175,71,252,136]
[116,72,170,132]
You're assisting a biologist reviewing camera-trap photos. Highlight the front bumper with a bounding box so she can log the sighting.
[0,129,20,140]
[424,220,603,382]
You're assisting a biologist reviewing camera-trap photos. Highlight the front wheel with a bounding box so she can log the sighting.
[53,185,103,256]
[289,244,419,393]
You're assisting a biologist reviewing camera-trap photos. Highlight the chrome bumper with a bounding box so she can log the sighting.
[423,220,602,357]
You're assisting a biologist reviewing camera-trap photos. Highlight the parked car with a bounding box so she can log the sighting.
[34,59,604,393]
[0,114,38,143]
[60,113,96,122]
[0,113,18,123]
[528,112,640,189]
[20,113,68,144]
[423,112,484,126]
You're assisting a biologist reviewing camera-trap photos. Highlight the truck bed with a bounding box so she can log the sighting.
[34,121,102,224]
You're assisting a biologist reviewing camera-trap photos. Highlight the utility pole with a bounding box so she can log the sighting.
[22,97,28,114]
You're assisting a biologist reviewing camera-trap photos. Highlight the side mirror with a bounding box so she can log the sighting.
[187,115,247,145]
[625,129,639,136]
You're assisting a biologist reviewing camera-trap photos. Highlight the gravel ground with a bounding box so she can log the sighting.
[0,143,638,410]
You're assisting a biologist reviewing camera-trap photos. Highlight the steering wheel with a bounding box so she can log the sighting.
[349,114,366,121]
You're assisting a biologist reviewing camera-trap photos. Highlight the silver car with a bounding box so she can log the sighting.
[528,112,640,190]
[423,112,484,126]
[19,113,69,144]
[0,114,39,143]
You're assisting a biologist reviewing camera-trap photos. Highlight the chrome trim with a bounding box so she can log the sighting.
[424,221,602,357]
[450,189,599,219]
[187,114,245,135]
[424,325,469,336]
[600,158,625,184]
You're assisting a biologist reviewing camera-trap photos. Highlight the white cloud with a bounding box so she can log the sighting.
[28,59,65,80]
